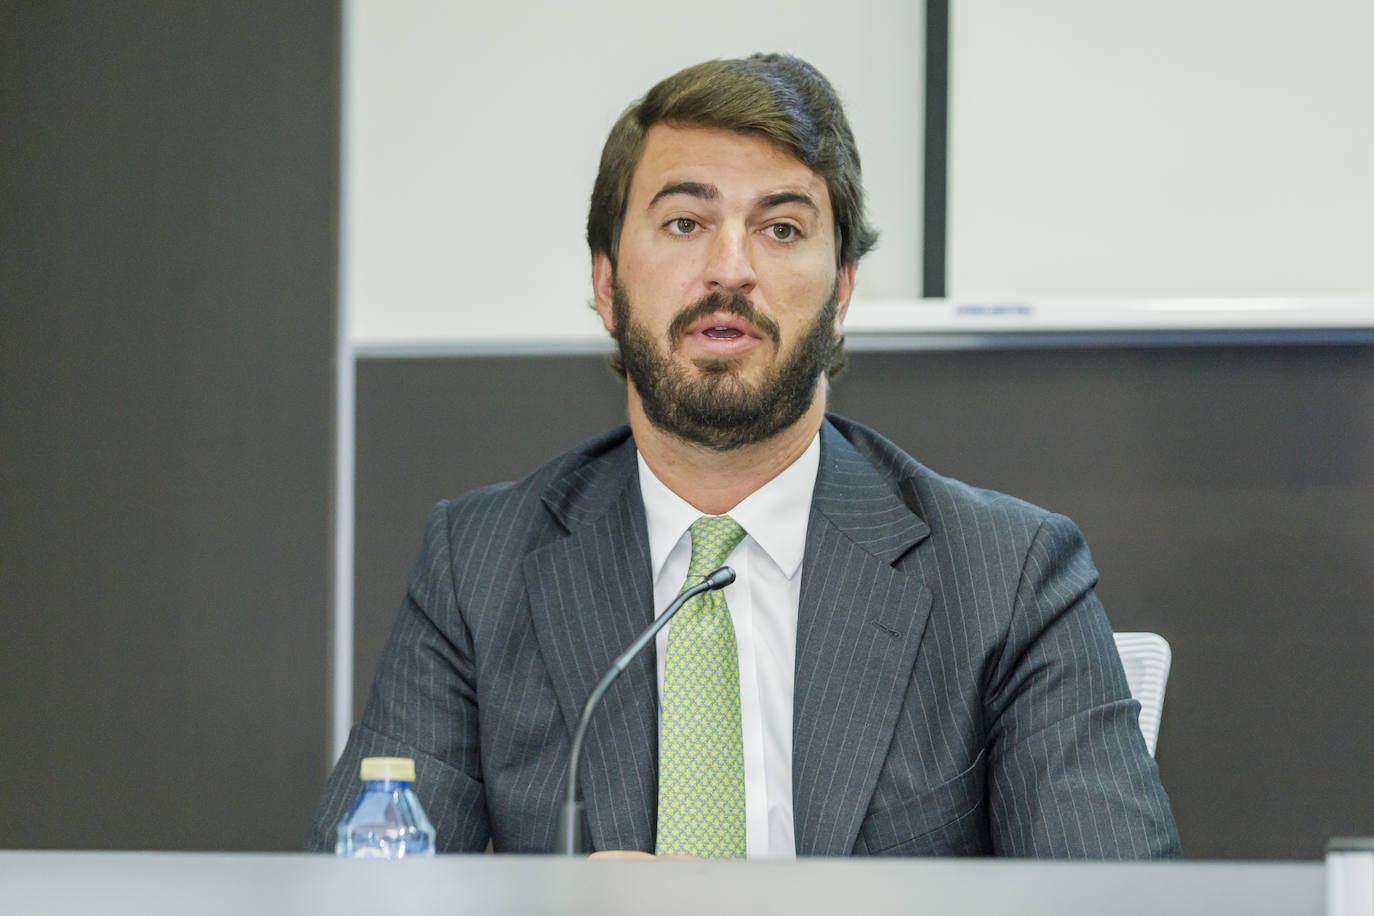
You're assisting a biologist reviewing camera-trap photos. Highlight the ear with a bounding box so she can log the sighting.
[833,261,856,331]
[592,252,616,333]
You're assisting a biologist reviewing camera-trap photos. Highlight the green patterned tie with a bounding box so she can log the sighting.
[656,515,748,858]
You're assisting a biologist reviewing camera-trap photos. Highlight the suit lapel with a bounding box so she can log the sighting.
[524,435,659,852]
[793,421,935,856]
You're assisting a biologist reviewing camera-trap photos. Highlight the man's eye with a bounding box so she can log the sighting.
[669,218,698,235]
[769,224,797,241]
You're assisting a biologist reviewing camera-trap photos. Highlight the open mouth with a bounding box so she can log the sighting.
[683,316,760,356]
[685,312,759,340]
[667,295,782,351]
[702,326,746,340]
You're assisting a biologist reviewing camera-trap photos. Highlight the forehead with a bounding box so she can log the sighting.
[628,124,832,215]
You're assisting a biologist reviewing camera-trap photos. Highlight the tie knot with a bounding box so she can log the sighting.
[687,515,746,577]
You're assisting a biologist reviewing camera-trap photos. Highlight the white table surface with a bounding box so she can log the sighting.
[0,851,1325,916]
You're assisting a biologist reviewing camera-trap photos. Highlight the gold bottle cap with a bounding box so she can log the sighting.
[359,757,416,782]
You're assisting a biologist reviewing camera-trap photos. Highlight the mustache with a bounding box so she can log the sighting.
[666,292,781,348]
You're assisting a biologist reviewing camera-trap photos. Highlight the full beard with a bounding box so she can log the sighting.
[611,283,839,451]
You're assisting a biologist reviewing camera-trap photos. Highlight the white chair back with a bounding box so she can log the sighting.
[1112,632,1172,758]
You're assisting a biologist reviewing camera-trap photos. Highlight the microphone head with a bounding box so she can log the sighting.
[704,566,736,589]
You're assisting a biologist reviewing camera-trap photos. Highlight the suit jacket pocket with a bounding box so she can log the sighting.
[858,749,986,855]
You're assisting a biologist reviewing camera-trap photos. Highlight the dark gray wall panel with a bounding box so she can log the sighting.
[0,2,338,849]
[354,345,1374,860]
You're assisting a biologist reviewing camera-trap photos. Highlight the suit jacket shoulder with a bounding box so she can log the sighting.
[439,425,637,548]
[825,413,1055,529]
[418,425,640,603]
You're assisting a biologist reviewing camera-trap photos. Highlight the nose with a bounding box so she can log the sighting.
[703,224,757,296]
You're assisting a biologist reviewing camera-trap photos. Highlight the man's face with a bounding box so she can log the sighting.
[593,125,854,450]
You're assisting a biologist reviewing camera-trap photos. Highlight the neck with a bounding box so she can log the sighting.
[627,383,827,516]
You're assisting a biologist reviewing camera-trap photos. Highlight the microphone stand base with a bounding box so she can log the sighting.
[555,800,586,855]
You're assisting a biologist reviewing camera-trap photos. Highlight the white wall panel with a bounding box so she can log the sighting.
[948,0,1374,303]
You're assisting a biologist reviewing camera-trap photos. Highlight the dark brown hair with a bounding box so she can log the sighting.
[587,53,878,271]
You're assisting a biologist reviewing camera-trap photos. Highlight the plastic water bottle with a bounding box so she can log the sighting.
[335,756,436,858]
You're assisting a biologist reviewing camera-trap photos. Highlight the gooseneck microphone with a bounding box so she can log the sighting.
[555,566,736,855]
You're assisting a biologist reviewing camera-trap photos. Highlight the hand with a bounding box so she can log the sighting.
[588,850,656,860]
[587,850,701,860]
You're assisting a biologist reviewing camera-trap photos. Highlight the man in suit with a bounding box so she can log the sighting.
[308,54,1180,858]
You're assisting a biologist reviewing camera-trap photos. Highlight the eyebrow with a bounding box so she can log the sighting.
[757,191,819,215]
[645,183,820,218]
[648,181,718,208]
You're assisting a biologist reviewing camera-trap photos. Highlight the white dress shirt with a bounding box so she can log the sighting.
[636,433,819,859]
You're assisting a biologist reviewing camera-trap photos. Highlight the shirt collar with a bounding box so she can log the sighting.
[637,432,820,583]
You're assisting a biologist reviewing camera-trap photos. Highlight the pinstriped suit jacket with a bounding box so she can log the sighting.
[307,416,1180,857]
